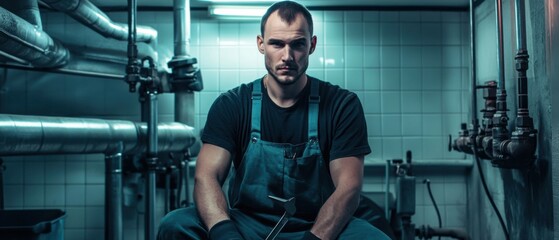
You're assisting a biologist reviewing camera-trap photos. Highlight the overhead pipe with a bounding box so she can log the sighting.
[0,6,69,68]
[2,0,43,29]
[0,114,197,156]
[42,0,158,46]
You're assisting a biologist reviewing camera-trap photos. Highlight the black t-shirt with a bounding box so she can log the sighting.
[201,76,371,168]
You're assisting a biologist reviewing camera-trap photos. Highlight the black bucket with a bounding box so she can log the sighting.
[0,209,66,240]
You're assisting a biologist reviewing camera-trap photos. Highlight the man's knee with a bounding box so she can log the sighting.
[157,207,207,240]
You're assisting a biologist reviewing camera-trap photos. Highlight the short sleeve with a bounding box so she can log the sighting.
[201,93,240,156]
[328,92,371,161]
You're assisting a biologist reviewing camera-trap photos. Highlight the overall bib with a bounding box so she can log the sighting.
[227,78,335,238]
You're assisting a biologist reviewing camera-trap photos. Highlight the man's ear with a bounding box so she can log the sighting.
[257,35,265,54]
[309,35,317,54]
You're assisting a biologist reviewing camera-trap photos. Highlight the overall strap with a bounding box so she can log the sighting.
[251,79,262,139]
[308,78,319,140]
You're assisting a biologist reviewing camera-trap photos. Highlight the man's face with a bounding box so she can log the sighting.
[258,11,316,86]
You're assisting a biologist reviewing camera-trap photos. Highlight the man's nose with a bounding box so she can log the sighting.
[281,46,294,62]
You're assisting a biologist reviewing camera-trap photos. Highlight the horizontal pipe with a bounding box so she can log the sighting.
[0,114,196,156]
[0,6,69,68]
[42,0,157,44]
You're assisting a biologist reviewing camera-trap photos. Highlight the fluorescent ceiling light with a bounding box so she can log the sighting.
[200,0,275,2]
[209,6,267,18]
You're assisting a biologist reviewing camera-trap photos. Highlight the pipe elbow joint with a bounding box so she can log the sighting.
[505,129,537,162]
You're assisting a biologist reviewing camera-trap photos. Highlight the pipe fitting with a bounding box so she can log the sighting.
[501,128,537,167]
[482,136,493,159]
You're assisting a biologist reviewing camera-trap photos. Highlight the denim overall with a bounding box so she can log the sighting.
[227,78,335,236]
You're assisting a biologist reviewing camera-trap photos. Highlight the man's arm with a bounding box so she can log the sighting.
[194,143,233,230]
[309,155,364,240]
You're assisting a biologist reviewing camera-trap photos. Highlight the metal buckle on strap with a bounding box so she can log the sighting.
[309,95,320,103]
[252,92,262,100]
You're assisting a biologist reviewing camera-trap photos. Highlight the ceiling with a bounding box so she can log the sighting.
[89,0,470,8]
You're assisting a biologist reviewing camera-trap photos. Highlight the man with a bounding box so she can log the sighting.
[157,1,390,239]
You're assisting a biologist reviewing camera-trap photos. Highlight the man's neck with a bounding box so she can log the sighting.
[264,74,308,108]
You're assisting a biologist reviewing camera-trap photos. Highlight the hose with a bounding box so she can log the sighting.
[424,179,442,240]
[472,140,510,239]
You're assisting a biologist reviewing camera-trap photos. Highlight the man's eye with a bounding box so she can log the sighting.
[293,42,305,48]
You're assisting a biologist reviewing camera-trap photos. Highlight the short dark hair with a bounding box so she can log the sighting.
[260,1,313,37]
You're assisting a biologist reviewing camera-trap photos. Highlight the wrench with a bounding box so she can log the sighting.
[264,196,296,240]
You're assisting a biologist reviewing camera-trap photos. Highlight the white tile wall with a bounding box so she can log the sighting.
[0,9,470,239]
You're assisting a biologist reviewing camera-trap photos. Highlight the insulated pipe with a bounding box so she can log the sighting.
[105,144,123,240]
[0,114,196,156]
[42,0,157,45]
[173,0,195,127]
[0,7,69,67]
[173,0,195,206]
[2,0,43,29]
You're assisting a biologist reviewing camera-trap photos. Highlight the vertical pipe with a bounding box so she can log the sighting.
[491,0,510,162]
[495,0,506,93]
[0,159,4,210]
[105,143,123,240]
[173,0,194,205]
[173,0,190,57]
[384,160,390,219]
[514,0,529,118]
[145,92,158,240]
[127,0,137,62]
[470,0,479,133]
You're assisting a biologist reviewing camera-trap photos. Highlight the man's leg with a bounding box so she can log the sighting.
[157,207,208,240]
[337,217,392,240]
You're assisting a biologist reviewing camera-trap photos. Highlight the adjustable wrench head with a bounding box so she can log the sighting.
[268,195,296,217]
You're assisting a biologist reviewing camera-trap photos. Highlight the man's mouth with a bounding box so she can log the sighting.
[278,66,296,71]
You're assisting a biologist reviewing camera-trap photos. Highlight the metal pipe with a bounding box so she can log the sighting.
[514,0,529,120]
[491,0,510,163]
[0,62,124,80]
[470,0,478,133]
[2,0,43,29]
[42,0,157,44]
[105,143,123,240]
[145,92,158,240]
[0,7,69,67]
[172,0,194,126]
[172,0,196,206]
[0,114,196,156]
[384,160,390,219]
[495,0,506,94]
[173,0,191,57]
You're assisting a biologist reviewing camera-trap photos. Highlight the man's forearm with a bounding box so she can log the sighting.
[309,186,361,239]
[194,178,231,230]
